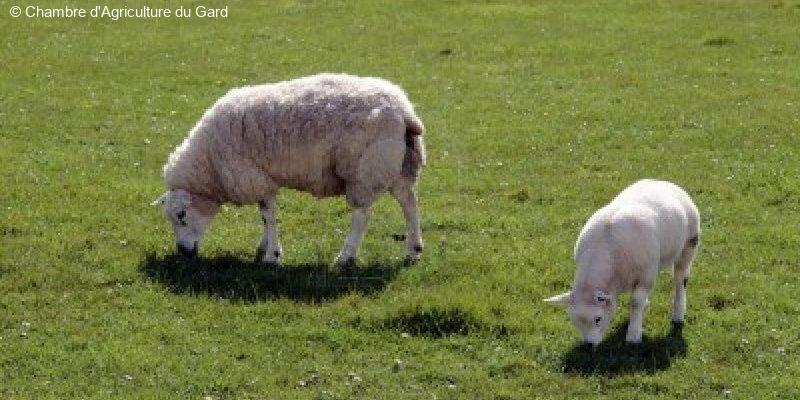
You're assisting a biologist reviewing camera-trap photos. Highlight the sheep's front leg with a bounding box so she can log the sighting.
[626,287,651,343]
[391,184,423,263]
[334,206,371,268]
[256,197,282,265]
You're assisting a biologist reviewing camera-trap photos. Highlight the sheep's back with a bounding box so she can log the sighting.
[202,74,414,200]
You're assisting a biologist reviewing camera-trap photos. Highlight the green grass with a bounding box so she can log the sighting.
[2,0,799,398]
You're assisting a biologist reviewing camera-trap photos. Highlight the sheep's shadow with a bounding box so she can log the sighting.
[561,320,687,377]
[140,253,408,303]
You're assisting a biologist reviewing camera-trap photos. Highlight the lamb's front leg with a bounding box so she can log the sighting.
[256,197,282,265]
[672,267,689,325]
[626,287,651,343]
[672,242,697,324]
[334,206,371,268]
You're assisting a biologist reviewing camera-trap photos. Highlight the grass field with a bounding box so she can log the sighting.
[2,0,800,398]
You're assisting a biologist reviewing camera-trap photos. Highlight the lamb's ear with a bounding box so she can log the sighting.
[151,193,167,206]
[595,289,611,304]
[543,292,572,307]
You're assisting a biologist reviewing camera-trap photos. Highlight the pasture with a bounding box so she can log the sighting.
[1,0,799,398]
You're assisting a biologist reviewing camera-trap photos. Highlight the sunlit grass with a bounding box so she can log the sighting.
[1,0,799,398]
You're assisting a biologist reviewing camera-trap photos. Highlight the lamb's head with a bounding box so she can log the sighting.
[544,289,616,346]
[153,189,220,258]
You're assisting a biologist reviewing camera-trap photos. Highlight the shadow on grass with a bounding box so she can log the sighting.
[140,253,408,303]
[561,320,687,377]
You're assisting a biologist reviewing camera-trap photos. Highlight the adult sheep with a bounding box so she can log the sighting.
[153,73,426,267]
[544,179,700,346]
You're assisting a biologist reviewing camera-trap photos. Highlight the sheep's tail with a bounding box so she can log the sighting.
[405,115,424,137]
[405,116,426,164]
[403,115,426,174]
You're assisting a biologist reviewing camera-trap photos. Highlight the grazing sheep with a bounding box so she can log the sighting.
[153,73,426,267]
[544,179,700,346]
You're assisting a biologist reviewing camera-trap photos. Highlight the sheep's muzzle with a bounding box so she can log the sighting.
[177,242,198,259]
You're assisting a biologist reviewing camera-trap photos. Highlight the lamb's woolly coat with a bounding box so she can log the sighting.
[546,179,700,344]
[163,73,425,206]
[572,179,700,296]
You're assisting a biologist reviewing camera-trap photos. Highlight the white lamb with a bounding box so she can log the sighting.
[153,73,426,267]
[544,179,700,346]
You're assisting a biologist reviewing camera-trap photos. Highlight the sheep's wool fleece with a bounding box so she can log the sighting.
[163,74,424,205]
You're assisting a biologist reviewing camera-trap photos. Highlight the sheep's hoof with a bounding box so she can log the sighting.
[261,259,282,267]
[404,253,421,265]
[254,246,266,263]
[333,255,356,272]
[255,246,282,266]
[625,337,643,344]
[671,320,685,335]
[404,244,422,265]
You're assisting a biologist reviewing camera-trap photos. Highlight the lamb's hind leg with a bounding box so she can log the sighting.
[391,181,423,263]
[256,195,282,265]
[672,235,698,324]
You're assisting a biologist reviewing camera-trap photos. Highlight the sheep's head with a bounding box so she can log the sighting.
[544,289,616,346]
[152,189,220,258]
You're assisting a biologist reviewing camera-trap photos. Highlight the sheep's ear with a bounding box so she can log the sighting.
[174,189,192,206]
[151,193,167,206]
[595,289,611,304]
[543,292,572,307]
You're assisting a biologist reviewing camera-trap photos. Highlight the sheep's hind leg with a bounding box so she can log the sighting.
[256,196,282,265]
[672,237,698,324]
[334,205,372,269]
[391,183,423,263]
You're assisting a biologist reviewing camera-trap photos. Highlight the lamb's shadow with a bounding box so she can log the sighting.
[140,253,408,303]
[561,320,687,377]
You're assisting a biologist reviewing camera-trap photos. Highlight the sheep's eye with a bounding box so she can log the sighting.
[594,317,602,326]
